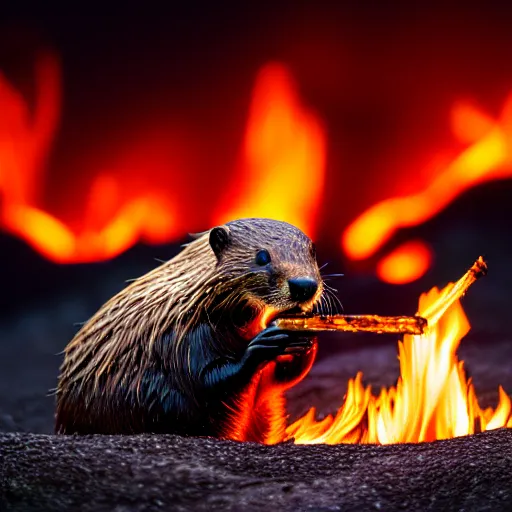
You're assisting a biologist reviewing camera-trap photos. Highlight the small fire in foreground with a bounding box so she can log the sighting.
[285,261,512,444]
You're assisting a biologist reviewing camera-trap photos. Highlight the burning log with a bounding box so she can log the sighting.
[420,255,487,326]
[275,313,428,335]
[275,256,487,335]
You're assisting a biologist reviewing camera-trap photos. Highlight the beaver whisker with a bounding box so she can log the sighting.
[319,262,329,271]
[323,283,342,313]
[325,290,335,316]
[321,288,332,316]
[323,294,332,316]
[323,282,339,294]
[315,294,324,316]
[324,287,344,314]
[319,293,330,316]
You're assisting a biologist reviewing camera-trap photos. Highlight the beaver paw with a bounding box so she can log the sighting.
[246,326,314,361]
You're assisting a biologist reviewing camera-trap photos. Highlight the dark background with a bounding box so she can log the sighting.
[1,5,512,434]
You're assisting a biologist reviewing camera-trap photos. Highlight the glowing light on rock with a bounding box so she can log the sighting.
[376,240,433,284]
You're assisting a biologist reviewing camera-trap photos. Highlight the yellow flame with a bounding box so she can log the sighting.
[286,282,512,444]
[214,62,326,237]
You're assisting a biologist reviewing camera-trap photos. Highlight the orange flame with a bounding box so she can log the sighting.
[342,95,512,281]
[286,282,512,444]
[214,62,325,236]
[0,57,324,261]
[0,53,179,262]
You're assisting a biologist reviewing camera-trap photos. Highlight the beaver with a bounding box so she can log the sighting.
[55,218,340,443]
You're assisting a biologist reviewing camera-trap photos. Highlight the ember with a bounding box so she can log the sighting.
[285,258,512,444]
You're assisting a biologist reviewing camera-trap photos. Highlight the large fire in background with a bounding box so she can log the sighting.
[0,54,324,262]
[1,52,512,281]
[214,63,325,234]
[342,96,512,283]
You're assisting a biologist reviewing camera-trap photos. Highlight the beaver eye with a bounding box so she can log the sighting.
[255,249,271,266]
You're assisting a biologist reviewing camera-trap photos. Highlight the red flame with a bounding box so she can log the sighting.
[0,53,178,262]
[0,56,325,261]
[0,53,60,206]
[2,51,512,286]
[342,95,512,282]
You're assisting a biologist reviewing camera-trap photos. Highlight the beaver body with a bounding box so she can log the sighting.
[55,218,331,443]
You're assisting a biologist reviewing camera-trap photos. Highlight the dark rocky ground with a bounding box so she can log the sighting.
[1,183,512,510]
[1,428,512,512]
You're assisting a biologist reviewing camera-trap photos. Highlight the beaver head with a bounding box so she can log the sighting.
[206,218,325,337]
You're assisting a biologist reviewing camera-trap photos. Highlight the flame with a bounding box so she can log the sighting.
[1,57,324,261]
[2,50,510,284]
[214,62,326,237]
[342,95,512,279]
[0,53,179,262]
[286,282,512,444]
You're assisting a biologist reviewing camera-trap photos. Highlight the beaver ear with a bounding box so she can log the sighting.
[209,226,231,258]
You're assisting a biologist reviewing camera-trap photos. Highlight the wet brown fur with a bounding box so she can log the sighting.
[55,218,335,442]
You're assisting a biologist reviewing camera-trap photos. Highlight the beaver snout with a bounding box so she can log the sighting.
[288,277,318,303]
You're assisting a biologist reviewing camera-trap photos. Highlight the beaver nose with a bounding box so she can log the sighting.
[288,277,318,303]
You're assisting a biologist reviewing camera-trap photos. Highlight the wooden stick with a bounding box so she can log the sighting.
[274,257,487,336]
[420,256,487,326]
[275,314,428,335]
